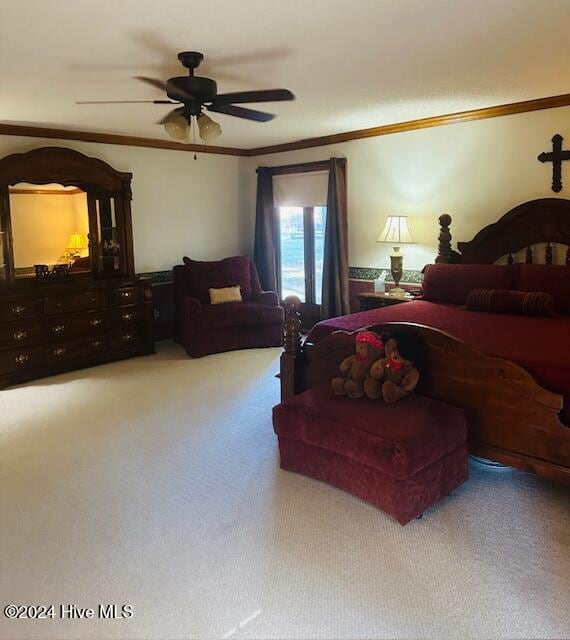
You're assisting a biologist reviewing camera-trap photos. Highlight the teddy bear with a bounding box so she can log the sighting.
[364,332,421,403]
[331,331,385,399]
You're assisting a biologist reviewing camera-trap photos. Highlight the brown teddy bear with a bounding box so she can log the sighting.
[364,332,421,402]
[332,331,385,398]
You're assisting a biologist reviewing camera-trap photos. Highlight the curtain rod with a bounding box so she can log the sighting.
[255,158,345,176]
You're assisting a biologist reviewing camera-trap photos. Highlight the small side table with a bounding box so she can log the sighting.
[357,291,418,311]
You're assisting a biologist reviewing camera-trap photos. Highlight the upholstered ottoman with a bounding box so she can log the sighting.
[273,386,468,525]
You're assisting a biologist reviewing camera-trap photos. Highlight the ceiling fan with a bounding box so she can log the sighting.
[77,51,295,143]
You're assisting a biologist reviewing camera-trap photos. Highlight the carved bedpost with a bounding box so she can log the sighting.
[526,246,533,263]
[435,214,453,263]
[283,296,302,355]
[567,247,570,266]
[280,296,302,402]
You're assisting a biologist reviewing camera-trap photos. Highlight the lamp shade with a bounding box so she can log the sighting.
[197,113,222,141]
[377,216,415,244]
[66,232,87,251]
[164,112,189,141]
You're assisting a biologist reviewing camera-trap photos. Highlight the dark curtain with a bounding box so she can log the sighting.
[253,167,278,292]
[322,157,349,319]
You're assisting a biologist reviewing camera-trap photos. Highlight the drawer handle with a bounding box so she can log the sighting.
[15,353,29,365]
[90,318,103,327]
[90,340,102,348]
[11,305,26,316]
[120,291,132,299]
[13,330,28,341]
[121,312,133,322]
[52,324,65,335]
[122,332,134,342]
[52,347,66,358]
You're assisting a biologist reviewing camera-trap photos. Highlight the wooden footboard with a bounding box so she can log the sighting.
[280,297,570,485]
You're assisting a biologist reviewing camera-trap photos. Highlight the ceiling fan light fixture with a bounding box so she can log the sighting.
[197,113,222,141]
[82,52,295,142]
[164,111,189,141]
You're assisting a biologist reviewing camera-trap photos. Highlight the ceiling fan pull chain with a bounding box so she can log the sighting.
[192,117,197,160]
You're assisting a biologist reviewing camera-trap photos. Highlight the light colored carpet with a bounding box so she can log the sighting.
[1,342,569,640]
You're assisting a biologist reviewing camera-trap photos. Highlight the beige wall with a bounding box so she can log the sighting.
[240,105,570,271]
[3,104,569,276]
[0,136,244,273]
[10,189,89,267]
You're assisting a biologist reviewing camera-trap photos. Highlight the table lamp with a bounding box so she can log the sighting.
[377,216,415,297]
[65,232,88,262]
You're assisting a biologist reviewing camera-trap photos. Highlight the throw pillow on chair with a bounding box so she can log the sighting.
[209,286,242,304]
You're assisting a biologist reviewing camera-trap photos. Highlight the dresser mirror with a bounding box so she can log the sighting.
[0,146,135,285]
[8,183,91,278]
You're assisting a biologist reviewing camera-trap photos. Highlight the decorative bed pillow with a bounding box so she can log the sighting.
[465,288,554,316]
[422,264,514,305]
[209,285,242,305]
[514,264,570,315]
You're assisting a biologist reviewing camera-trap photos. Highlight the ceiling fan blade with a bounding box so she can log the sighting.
[134,76,168,92]
[76,99,178,104]
[207,103,274,122]
[211,89,294,105]
[156,107,185,125]
[135,75,195,102]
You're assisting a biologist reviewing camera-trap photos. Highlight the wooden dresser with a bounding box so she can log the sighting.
[0,146,156,389]
[0,277,154,388]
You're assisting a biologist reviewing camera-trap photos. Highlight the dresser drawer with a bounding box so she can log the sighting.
[108,306,145,327]
[46,311,106,341]
[108,326,147,350]
[47,337,107,364]
[44,290,104,315]
[0,345,44,375]
[0,298,43,321]
[0,319,44,349]
[108,286,142,306]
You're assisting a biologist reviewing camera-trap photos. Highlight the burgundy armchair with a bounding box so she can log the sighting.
[174,256,284,357]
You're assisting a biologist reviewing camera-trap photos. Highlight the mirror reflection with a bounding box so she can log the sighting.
[8,183,90,277]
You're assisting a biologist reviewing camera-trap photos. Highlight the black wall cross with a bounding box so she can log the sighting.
[538,134,570,193]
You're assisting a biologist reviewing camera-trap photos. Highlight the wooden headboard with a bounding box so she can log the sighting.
[436,198,570,265]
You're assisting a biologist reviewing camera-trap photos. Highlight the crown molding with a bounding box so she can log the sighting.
[245,93,570,156]
[0,124,248,157]
[1,93,569,159]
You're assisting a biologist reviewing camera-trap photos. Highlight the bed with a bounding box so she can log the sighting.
[280,198,570,485]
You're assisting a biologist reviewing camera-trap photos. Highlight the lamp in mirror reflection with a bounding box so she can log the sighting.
[65,232,88,263]
[377,216,415,297]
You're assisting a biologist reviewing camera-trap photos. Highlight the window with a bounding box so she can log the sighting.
[314,206,326,305]
[277,206,327,305]
[269,164,330,320]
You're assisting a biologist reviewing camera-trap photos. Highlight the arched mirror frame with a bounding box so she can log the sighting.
[0,146,135,286]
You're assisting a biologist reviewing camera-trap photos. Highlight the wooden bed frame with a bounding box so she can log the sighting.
[280,198,570,485]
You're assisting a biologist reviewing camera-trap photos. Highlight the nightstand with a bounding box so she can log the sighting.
[357,291,418,311]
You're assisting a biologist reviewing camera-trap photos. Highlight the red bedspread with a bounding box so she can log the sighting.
[308,300,570,421]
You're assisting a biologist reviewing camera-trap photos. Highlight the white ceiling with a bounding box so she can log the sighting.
[1,0,570,149]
